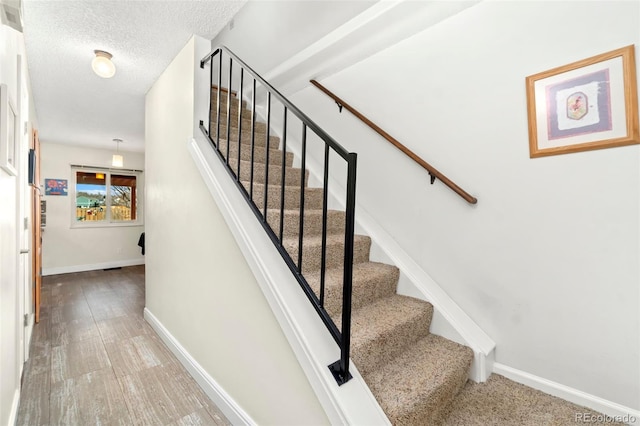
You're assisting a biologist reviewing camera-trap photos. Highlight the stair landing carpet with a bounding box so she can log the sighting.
[209,89,624,425]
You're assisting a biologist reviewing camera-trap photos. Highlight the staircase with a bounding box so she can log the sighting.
[210,88,475,425]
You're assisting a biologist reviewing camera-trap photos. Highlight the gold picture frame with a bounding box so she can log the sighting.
[526,45,639,158]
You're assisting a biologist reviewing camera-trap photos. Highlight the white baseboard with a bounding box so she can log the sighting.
[42,259,145,276]
[8,388,20,426]
[493,363,640,425]
[144,308,255,426]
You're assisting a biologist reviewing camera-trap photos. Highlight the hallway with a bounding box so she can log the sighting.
[16,266,229,425]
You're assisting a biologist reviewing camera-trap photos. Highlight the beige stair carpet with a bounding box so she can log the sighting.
[209,89,619,425]
[440,374,626,425]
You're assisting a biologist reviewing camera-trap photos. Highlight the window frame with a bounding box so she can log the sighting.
[70,165,143,228]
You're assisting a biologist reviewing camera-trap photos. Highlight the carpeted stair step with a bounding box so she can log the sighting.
[209,107,250,128]
[209,102,245,119]
[209,100,255,125]
[305,262,399,318]
[218,139,293,167]
[349,295,433,377]
[209,100,246,115]
[213,112,268,134]
[243,181,324,210]
[282,233,371,272]
[265,208,345,240]
[228,158,307,187]
[211,89,247,109]
[365,334,474,425]
[209,111,246,129]
[216,119,269,141]
[212,125,280,148]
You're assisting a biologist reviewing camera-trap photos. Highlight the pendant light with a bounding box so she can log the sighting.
[112,139,123,167]
[92,50,116,78]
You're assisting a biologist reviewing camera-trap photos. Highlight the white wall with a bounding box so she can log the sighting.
[211,0,640,413]
[39,142,144,275]
[0,24,33,426]
[145,37,329,425]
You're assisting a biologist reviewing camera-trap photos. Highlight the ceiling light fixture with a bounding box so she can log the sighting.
[92,50,116,78]
[112,139,123,167]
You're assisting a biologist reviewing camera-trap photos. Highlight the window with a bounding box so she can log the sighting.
[110,174,137,221]
[73,167,142,226]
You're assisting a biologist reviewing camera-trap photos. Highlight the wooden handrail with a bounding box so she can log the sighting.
[310,80,478,205]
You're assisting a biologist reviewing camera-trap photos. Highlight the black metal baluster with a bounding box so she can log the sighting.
[207,54,213,141]
[319,144,330,307]
[297,125,307,273]
[215,53,222,151]
[237,68,244,180]
[226,58,233,167]
[263,92,271,220]
[336,153,357,385]
[278,107,287,243]
[250,79,256,200]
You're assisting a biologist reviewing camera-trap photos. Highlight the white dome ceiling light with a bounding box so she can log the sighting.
[92,50,116,78]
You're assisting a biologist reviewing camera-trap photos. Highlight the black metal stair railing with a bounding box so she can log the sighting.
[199,46,357,385]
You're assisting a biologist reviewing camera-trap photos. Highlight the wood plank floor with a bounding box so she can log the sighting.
[17,266,230,426]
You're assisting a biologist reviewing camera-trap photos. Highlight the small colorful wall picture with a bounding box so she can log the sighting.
[526,45,639,157]
[45,178,68,196]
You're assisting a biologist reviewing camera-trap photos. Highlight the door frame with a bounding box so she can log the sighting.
[31,129,41,325]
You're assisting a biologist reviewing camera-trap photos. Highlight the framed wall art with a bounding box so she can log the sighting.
[0,83,18,175]
[526,45,639,158]
[44,178,68,196]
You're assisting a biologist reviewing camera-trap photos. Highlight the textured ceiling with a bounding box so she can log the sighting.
[22,0,246,153]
